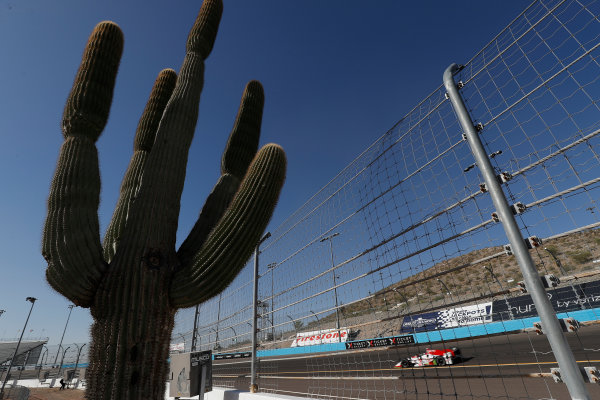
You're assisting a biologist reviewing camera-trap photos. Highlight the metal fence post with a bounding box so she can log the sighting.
[250,232,270,393]
[443,63,590,400]
[191,304,200,352]
[320,233,342,341]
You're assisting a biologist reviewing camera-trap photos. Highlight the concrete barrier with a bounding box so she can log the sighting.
[164,385,310,400]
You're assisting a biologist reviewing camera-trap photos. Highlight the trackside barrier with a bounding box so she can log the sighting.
[165,385,311,400]
[210,307,600,359]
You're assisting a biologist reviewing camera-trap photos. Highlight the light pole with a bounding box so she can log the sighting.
[54,305,75,365]
[191,304,200,352]
[267,262,277,342]
[215,293,222,351]
[0,297,37,399]
[320,232,341,341]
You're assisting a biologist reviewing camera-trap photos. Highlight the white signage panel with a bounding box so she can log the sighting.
[291,328,349,347]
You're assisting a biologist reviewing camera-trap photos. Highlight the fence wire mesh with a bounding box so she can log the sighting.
[174,0,600,398]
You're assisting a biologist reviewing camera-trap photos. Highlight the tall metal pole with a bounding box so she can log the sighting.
[191,304,200,352]
[54,305,75,365]
[215,293,222,350]
[320,232,341,341]
[267,263,277,341]
[0,297,36,399]
[444,63,590,400]
[250,232,270,393]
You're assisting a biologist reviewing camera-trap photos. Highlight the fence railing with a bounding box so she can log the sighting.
[174,0,600,398]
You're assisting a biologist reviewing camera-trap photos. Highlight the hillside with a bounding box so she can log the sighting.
[344,228,600,318]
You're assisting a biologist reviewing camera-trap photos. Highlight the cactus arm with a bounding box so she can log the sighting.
[170,143,286,308]
[119,0,223,250]
[176,174,240,267]
[177,80,264,267]
[102,69,177,263]
[42,21,123,307]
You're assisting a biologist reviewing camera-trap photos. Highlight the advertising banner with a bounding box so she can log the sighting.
[291,328,349,347]
[345,335,414,350]
[401,303,493,332]
[169,342,185,352]
[400,312,440,333]
[492,279,600,321]
[214,352,252,360]
[437,303,493,327]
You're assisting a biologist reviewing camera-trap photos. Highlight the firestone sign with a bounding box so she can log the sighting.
[291,328,349,347]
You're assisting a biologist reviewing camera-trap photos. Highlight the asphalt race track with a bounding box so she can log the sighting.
[212,324,600,399]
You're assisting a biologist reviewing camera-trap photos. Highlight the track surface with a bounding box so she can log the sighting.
[213,325,600,399]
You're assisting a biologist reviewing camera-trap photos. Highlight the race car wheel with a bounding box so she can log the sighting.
[401,360,412,368]
[436,357,446,366]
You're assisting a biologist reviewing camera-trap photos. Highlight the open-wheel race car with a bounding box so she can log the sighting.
[394,347,461,368]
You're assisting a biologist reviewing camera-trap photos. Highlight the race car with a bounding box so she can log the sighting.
[394,347,461,368]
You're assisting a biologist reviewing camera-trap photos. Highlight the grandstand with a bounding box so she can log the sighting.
[0,340,46,366]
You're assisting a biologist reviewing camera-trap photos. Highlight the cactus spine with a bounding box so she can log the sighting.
[42,1,286,399]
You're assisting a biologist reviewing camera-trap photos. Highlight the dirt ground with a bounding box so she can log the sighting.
[26,388,85,400]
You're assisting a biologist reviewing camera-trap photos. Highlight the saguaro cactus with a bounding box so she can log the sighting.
[42,1,286,399]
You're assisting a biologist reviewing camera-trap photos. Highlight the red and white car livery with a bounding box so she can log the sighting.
[394,347,461,368]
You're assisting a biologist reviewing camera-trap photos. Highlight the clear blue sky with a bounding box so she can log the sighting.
[0,0,527,345]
